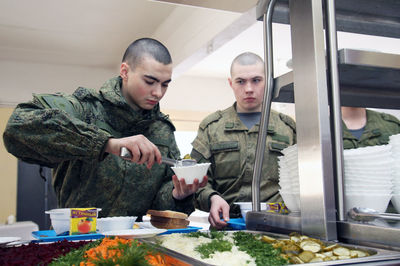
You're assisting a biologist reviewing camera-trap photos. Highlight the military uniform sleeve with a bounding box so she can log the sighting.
[191,118,220,212]
[3,94,111,168]
[151,126,195,215]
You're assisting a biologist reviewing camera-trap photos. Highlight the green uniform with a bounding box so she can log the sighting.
[343,109,400,149]
[191,104,296,217]
[3,77,194,218]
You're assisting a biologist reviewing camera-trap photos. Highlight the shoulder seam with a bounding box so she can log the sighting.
[199,111,222,130]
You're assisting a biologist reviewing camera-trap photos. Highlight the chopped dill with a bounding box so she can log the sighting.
[195,239,233,259]
[185,229,226,240]
[233,232,288,266]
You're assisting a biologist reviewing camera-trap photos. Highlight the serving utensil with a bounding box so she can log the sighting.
[348,207,400,222]
[119,147,196,167]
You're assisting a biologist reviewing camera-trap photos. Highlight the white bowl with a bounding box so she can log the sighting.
[344,169,393,178]
[171,163,211,184]
[345,189,392,195]
[344,145,392,157]
[45,208,101,235]
[345,184,393,190]
[97,216,137,233]
[345,194,392,213]
[344,177,392,184]
[344,160,394,169]
[234,202,267,220]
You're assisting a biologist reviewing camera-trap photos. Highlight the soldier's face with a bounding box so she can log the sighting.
[228,62,265,113]
[120,56,172,110]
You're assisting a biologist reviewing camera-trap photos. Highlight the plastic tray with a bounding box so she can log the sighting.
[158,226,202,235]
[227,218,246,230]
[32,226,202,242]
[32,230,104,242]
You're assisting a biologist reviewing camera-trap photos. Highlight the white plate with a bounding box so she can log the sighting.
[102,229,167,239]
[0,236,21,246]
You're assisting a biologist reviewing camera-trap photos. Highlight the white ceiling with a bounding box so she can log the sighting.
[1,0,400,110]
[0,0,179,69]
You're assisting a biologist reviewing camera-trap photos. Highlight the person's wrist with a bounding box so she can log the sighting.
[104,138,115,154]
[208,192,220,205]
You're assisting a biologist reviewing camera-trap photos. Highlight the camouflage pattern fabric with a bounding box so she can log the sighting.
[343,109,400,149]
[3,76,194,218]
[191,104,296,217]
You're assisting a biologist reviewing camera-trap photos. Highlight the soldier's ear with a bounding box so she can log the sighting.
[228,77,233,89]
[120,63,130,80]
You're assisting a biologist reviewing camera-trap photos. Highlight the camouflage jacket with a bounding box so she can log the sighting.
[343,109,400,149]
[190,104,296,217]
[3,76,194,218]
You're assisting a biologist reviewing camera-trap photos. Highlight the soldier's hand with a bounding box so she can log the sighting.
[172,175,208,200]
[209,195,230,229]
[105,135,162,169]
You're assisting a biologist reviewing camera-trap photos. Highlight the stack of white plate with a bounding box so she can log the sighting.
[278,144,300,213]
[343,144,393,213]
[389,133,400,213]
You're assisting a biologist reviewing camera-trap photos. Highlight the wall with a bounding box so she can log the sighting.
[0,108,17,224]
[0,60,116,105]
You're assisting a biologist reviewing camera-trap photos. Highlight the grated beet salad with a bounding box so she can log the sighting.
[0,240,91,266]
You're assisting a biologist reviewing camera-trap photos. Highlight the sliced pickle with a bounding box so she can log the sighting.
[298,250,315,263]
[333,247,351,256]
[261,235,276,243]
[300,240,321,253]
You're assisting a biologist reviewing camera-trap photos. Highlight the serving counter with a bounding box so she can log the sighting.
[142,230,400,265]
[247,0,400,255]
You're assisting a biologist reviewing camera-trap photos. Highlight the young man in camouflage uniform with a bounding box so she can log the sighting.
[341,107,400,149]
[190,52,296,229]
[3,38,207,218]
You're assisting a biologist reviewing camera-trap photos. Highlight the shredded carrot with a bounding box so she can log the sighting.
[78,237,189,266]
[79,237,132,266]
[145,253,190,266]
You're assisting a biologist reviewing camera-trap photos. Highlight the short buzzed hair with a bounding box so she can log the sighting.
[122,38,172,69]
[230,52,264,76]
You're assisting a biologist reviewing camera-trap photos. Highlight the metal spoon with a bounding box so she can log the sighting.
[348,207,400,222]
[119,147,197,167]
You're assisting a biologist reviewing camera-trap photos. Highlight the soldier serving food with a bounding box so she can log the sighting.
[3,38,207,218]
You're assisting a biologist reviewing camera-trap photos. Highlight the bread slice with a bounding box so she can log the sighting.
[150,218,190,229]
[147,210,188,219]
[147,209,189,229]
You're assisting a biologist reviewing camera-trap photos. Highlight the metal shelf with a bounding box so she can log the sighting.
[257,0,400,38]
[253,0,400,245]
[273,49,400,109]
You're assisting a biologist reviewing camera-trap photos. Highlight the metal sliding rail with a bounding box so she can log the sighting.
[251,0,277,213]
[324,0,345,221]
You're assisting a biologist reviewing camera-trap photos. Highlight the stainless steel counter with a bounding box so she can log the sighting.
[143,230,400,265]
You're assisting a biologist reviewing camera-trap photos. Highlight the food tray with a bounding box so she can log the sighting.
[226,218,246,230]
[143,230,400,266]
[32,230,104,242]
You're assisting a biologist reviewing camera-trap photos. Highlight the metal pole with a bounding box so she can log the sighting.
[325,0,345,221]
[252,0,276,212]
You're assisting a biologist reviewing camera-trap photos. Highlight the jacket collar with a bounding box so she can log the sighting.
[98,76,162,132]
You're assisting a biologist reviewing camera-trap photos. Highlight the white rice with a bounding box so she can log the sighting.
[160,233,256,266]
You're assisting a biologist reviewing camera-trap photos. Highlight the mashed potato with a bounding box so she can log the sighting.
[160,233,256,266]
